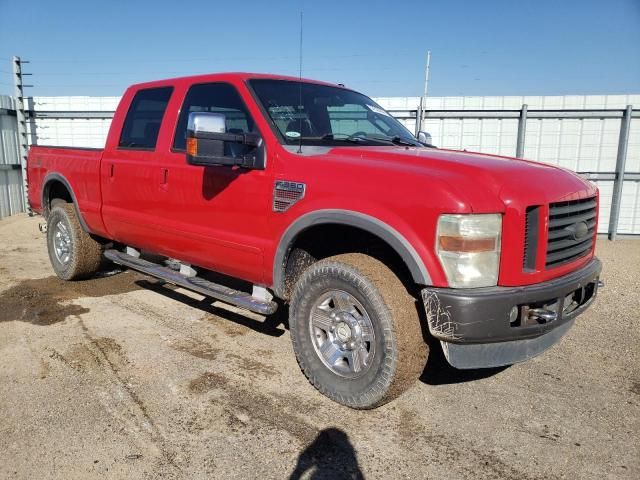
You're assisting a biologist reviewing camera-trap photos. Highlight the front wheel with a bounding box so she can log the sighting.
[289,253,428,409]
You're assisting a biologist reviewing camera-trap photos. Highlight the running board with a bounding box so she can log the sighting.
[104,249,278,315]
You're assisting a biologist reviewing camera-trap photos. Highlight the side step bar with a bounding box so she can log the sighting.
[104,249,278,315]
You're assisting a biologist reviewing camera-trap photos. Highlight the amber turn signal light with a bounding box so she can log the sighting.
[186,137,198,156]
[438,235,496,253]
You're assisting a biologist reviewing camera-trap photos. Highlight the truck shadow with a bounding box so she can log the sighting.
[134,276,505,384]
[419,335,509,385]
[289,428,364,480]
[415,301,509,385]
[134,279,288,337]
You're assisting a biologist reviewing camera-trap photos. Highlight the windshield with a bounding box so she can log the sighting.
[249,79,420,147]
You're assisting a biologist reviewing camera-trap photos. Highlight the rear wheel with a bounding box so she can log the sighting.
[47,203,102,280]
[289,253,428,409]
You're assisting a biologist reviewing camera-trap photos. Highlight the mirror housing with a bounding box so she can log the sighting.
[417,131,433,146]
[186,112,265,169]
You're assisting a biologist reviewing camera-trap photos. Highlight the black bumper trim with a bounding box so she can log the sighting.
[421,258,602,345]
[441,320,575,369]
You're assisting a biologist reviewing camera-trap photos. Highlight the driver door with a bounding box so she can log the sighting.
[158,82,273,284]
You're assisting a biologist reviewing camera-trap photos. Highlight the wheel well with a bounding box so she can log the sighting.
[44,180,73,217]
[281,224,418,300]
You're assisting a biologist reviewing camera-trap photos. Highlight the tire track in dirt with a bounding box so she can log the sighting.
[396,409,559,480]
[45,316,186,475]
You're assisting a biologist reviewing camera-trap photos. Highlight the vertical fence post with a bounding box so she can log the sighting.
[608,105,632,240]
[516,104,528,158]
[12,56,29,213]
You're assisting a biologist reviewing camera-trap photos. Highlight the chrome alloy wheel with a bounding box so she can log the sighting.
[309,290,376,378]
[53,220,72,265]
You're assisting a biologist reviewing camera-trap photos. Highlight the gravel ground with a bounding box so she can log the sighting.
[0,213,638,479]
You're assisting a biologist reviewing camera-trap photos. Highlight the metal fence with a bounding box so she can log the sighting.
[0,96,25,218]
[0,94,638,237]
[379,103,639,238]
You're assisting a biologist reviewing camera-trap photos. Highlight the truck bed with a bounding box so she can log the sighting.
[27,145,106,235]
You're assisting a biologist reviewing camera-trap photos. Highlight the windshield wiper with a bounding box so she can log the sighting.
[385,135,421,147]
[294,133,417,146]
[320,134,403,145]
[319,134,365,143]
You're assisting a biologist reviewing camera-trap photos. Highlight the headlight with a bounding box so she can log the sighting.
[436,214,502,288]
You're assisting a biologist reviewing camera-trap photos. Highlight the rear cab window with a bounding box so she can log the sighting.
[119,87,173,150]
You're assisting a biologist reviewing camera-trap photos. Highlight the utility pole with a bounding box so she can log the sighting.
[416,51,431,136]
[12,56,32,212]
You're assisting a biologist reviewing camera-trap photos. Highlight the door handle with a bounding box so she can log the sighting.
[109,163,114,178]
[159,167,169,191]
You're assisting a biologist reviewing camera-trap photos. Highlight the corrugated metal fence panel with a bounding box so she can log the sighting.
[595,181,613,234]
[0,169,25,218]
[2,93,637,233]
[0,95,19,166]
[0,95,16,110]
[619,181,640,234]
[375,94,640,234]
[0,95,24,218]
[34,117,113,147]
[31,96,120,148]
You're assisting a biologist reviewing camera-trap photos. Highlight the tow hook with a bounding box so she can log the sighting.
[597,280,605,288]
[527,308,557,323]
[38,223,47,233]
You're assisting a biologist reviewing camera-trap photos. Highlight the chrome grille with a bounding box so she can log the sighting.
[546,197,597,268]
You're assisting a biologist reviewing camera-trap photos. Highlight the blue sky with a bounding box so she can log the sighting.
[0,0,638,98]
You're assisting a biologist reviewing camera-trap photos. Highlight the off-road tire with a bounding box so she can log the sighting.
[289,253,428,409]
[47,203,102,280]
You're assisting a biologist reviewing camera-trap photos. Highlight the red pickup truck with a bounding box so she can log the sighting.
[27,73,602,408]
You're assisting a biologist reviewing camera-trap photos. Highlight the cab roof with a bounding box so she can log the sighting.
[129,72,343,91]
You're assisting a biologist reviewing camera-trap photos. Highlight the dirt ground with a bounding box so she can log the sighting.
[0,213,638,480]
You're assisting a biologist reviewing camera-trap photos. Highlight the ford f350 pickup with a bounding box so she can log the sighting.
[27,73,602,408]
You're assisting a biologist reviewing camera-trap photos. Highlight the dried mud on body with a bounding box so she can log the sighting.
[0,271,144,325]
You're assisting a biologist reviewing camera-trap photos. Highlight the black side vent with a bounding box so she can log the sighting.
[273,180,306,212]
[523,206,541,271]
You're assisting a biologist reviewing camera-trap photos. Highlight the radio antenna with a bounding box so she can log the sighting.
[297,10,304,154]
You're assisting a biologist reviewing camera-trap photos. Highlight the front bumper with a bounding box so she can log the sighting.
[421,258,602,369]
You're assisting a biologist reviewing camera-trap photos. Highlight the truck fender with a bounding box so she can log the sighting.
[41,172,92,233]
[273,209,432,297]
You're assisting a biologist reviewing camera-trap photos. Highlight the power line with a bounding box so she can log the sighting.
[26,66,398,77]
[20,52,404,65]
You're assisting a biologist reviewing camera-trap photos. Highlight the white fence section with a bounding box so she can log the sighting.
[377,95,640,235]
[376,94,640,172]
[27,96,120,148]
[0,94,638,236]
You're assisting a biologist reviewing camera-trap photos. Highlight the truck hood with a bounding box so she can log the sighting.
[312,145,596,212]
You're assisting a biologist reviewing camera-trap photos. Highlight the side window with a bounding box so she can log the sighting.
[119,87,173,150]
[173,83,255,151]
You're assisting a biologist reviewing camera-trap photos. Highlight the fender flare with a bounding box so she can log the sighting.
[41,172,92,233]
[272,209,432,297]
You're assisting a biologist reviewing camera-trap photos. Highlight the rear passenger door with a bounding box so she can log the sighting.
[101,86,175,250]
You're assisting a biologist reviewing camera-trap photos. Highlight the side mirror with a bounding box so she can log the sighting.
[417,131,433,146]
[186,112,265,169]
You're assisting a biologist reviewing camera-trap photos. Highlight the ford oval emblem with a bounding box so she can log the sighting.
[570,221,589,241]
